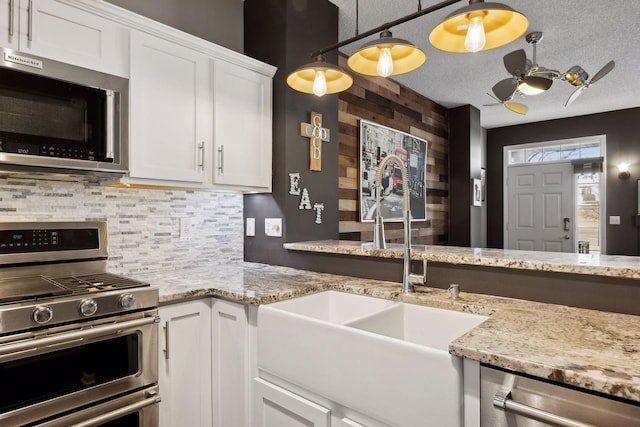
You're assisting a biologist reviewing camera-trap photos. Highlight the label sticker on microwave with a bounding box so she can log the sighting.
[4,52,43,69]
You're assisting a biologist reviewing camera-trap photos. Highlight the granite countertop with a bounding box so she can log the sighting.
[135,262,640,404]
[284,240,640,279]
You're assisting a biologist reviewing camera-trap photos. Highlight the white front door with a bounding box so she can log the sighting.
[506,162,574,252]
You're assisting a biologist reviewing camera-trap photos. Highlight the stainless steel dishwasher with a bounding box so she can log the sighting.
[481,365,640,426]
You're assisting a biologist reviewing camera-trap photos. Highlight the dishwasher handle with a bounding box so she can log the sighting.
[494,390,597,427]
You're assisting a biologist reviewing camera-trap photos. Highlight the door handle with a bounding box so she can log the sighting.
[27,0,33,42]
[564,234,570,240]
[217,145,224,175]
[563,217,570,232]
[8,0,14,37]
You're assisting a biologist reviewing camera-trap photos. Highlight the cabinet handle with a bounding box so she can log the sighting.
[27,0,33,42]
[163,321,170,360]
[8,0,14,37]
[217,145,224,175]
[493,390,596,427]
[197,141,204,170]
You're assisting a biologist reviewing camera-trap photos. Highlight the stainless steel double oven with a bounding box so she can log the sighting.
[0,222,160,426]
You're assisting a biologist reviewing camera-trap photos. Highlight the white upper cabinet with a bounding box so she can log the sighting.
[129,30,210,184]
[212,58,272,192]
[0,0,128,77]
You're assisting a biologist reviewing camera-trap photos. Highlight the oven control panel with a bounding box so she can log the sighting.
[0,227,99,254]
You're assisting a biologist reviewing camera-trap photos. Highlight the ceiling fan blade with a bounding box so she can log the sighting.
[523,76,553,91]
[565,86,586,106]
[483,103,503,107]
[503,49,527,76]
[492,78,517,102]
[589,60,615,85]
[505,101,528,115]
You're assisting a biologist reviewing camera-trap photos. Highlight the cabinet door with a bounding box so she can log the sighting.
[212,59,272,191]
[130,31,210,183]
[0,0,18,49]
[17,0,128,76]
[212,299,248,427]
[159,300,212,427]
[253,378,331,427]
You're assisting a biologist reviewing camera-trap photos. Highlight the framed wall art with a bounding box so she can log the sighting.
[359,120,427,222]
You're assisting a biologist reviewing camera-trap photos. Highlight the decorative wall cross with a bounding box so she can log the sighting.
[300,112,330,171]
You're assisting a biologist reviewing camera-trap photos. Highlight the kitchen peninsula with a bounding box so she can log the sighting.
[284,240,640,316]
[139,259,640,406]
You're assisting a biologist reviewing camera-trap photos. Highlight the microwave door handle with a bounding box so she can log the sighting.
[33,394,162,427]
[105,90,116,161]
[0,315,159,358]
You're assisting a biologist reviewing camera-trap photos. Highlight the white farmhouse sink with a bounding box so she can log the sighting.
[258,291,488,427]
[346,302,489,352]
[264,290,395,323]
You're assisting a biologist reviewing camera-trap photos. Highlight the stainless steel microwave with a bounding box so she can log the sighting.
[0,47,128,180]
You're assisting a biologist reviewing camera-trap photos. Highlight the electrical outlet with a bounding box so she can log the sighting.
[179,217,196,241]
[265,218,282,237]
[609,215,621,225]
[246,218,255,236]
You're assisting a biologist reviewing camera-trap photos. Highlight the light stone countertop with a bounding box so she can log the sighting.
[135,262,640,404]
[284,240,640,280]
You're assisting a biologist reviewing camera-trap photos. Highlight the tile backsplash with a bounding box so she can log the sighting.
[0,178,243,275]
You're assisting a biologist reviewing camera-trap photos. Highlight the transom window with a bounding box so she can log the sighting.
[508,140,601,165]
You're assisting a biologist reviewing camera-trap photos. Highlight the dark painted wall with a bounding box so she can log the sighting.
[105,0,243,53]
[427,263,640,316]
[449,105,482,247]
[243,0,340,268]
[486,107,640,255]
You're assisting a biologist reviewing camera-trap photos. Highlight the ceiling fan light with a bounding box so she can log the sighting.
[287,55,353,95]
[348,29,426,76]
[430,1,528,53]
[518,81,546,95]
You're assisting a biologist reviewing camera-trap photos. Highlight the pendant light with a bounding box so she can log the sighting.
[286,0,528,95]
[286,55,353,96]
[347,29,426,77]
[429,0,528,53]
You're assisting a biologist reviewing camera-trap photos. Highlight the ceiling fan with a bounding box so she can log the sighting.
[487,31,615,114]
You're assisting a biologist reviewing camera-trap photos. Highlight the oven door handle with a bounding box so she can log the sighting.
[0,315,159,357]
[33,394,162,427]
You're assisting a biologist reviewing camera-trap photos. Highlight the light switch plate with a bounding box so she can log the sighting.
[246,218,255,236]
[609,215,621,225]
[265,218,282,237]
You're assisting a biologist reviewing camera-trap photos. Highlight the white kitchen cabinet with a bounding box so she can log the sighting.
[253,378,331,427]
[129,30,210,184]
[0,0,128,76]
[212,58,272,192]
[211,298,250,427]
[158,299,212,427]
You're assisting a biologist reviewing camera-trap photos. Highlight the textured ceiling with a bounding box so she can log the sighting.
[327,0,640,128]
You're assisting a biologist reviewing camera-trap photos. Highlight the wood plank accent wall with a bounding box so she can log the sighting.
[338,54,449,244]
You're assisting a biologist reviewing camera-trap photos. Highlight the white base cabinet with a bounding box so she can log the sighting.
[212,298,251,427]
[253,378,331,427]
[158,298,255,427]
[253,376,390,427]
[158,299,213,427]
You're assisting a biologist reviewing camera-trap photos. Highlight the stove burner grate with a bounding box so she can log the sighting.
[45,273,149,294]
